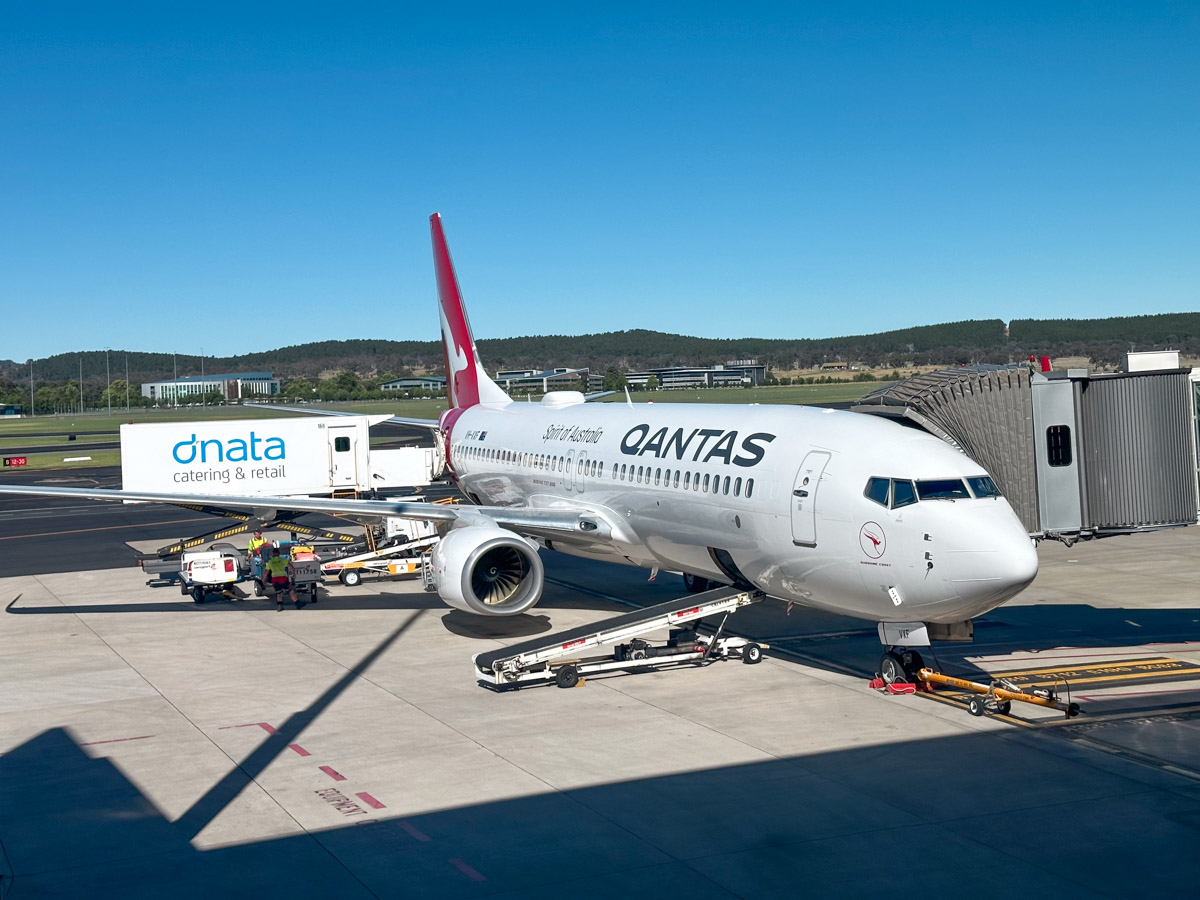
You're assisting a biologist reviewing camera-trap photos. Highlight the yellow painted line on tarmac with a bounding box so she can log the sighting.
[0,518,200,540]
[1018,667,1200,688]
[989,657,1177,678]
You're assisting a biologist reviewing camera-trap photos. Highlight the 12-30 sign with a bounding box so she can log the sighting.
[3,456,28,467]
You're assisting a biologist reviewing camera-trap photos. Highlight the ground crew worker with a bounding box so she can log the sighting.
[263,547,302,610]
[247,529,267,564]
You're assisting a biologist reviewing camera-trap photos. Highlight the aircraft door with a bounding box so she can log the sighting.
[328,426,358,488]
[565,449,575,490]
[791,451,831,546]
[576,451,587,493]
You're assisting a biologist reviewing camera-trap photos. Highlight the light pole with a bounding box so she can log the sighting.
[106,349,111,416]
[79,358,83,413]
[28,359,33,417]
[125,354,130,411]
[200,348,205,406]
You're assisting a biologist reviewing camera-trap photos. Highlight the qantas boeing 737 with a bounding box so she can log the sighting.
[0,214,1038,678]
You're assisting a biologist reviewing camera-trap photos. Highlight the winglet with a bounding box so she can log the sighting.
[430,214,510,410]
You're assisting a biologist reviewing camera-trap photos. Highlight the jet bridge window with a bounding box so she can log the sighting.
[864,477,890,507]
[1046,425,1072,467]
[891,479,917,509]
[334,437,350,452]
[967,476,1002,498]
[916,479,969,501]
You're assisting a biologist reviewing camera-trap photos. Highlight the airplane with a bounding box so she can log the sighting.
[0,214,1038,682]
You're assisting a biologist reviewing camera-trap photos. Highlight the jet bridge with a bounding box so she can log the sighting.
[854,365,1198,540]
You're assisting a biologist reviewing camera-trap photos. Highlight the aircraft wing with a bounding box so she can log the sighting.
[0,485,612,541]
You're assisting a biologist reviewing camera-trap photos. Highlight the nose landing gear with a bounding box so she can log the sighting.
[879,648,925,685]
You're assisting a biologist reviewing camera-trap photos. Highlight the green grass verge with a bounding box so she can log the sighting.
[0,385,876,471]
[6,450,123,471]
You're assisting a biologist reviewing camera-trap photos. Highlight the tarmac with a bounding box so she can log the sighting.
[1,523,1199,898]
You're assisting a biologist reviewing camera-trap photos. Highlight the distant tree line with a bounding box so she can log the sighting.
[4,312,1196,405]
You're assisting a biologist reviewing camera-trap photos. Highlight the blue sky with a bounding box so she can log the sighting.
[3,2,1198,361]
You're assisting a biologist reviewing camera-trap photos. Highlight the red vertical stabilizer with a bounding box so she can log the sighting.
[430,214,510,411]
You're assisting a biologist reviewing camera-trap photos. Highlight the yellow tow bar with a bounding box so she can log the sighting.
[918,668,1081,719]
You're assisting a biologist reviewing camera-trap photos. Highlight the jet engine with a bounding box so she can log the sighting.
[429,524,544,616]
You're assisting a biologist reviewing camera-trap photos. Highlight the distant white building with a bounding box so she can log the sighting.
[141,372,280,403]
[380,376,446,392]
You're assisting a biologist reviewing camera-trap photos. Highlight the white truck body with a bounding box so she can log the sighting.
[121,415,439,499]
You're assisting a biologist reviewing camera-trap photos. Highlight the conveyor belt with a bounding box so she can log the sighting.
[474,585,743,671]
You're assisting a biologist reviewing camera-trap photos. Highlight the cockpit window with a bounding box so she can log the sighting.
[892,480,917,508]
[916,479,970,501]
[864,477,890,507]
[967,476,1002,498]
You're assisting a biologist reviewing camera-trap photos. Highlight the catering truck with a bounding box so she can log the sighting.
[120,415,442,498]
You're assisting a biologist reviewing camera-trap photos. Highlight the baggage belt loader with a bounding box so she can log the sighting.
[474,588,768,690]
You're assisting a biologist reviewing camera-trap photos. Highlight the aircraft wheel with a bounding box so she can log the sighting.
[901,649,925,681]
[967,696,987,716]
[879,652,907,685]
[555,665,580,689]
[192,587,206,604]
[682,573,709,594]
[341,570,362,587]
[742,642,764,665]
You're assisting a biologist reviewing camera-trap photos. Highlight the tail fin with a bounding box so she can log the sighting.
[430,213,510,409]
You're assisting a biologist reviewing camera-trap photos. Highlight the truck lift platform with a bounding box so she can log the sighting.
[474,587,767,690]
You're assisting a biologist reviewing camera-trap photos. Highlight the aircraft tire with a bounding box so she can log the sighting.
[683,573,709,594]
[879,652,907,685]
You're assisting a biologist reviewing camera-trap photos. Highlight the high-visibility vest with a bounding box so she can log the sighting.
[248,536,267,554]
[264,556,289,577]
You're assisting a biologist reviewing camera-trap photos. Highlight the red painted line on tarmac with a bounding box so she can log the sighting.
[355,792,385,809]
[289,744,311,757]
[319,765,346,781]
[217,722,278,734]
[398,820,431,842]
[449,859,487,882]
[80,734,155,746]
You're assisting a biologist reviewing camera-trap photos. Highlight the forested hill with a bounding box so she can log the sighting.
[3,312,1198,383]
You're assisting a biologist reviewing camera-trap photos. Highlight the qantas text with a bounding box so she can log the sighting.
[619,425,776,467]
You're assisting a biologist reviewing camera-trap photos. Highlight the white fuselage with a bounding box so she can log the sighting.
[444,396,1038,624]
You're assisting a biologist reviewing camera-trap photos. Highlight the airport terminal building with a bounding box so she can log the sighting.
[141,372,280,404]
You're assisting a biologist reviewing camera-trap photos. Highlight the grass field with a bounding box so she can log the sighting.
[0,383,878,471]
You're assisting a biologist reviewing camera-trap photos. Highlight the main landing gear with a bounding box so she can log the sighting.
[878,647,925,685]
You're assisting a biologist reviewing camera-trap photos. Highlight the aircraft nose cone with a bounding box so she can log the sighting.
[944,512,1038,615]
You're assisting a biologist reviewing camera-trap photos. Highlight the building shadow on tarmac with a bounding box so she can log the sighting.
[4,694,1200,895]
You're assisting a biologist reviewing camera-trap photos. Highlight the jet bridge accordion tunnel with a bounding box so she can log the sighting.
[853,365,1199,541]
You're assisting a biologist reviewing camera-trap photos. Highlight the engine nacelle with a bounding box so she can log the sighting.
[429,524,544,616]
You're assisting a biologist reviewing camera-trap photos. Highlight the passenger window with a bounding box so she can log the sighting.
[967,475,1001,498]
[334,437,350,452]
[723,476,730,495]
[892,480,917,508]
[864,477,890,507]
[621,464,627,479]
[1047,425,1072,467]
[703,474,710,491]
[684,471,691,488]
[637,466,644,481]
[655,468,661,485]
[734,477,741,496]
[673,471,680,488]
[746,478,754,498]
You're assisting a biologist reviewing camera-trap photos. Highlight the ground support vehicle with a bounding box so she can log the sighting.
[250,542,325,599]
[321,515,441,586]
[473,588,766,690]
[174,543,251,603]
